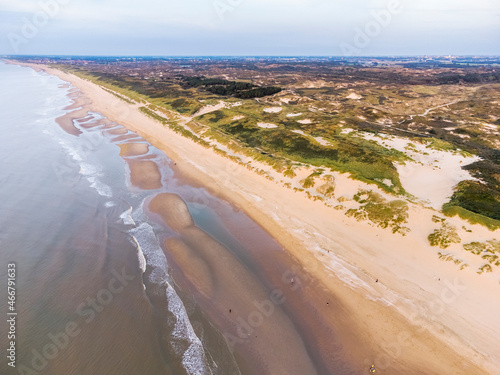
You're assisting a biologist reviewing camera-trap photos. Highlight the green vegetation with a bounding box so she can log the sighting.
[346,190,410,235]
[300,170,323,189]
[443,205,500,231]
[283,166,297,178]
[316,175,336,198]
[432,215,446,223]
[182,76,282,98]
[443,180,500,230]
[438,72,500,84]
[139,107,210,147]
[482,253,500,266]
[415,137,470,156]
[213,117,406,193]
[463,240,500,257]
[102,88,135,104]
[437,252,469,270]
[49,59,500,224]
[458,240,500,274]
[428,222,461,249]
[300,175,316,189]
[169,98,203,114]
[478,264,493,274]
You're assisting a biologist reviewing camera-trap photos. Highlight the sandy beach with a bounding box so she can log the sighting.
[17,62,500,374]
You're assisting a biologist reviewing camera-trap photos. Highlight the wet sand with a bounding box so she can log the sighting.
[118,143,150,157]
[150,193,320,375]
[127,159,163,190]
[55,91,90,135]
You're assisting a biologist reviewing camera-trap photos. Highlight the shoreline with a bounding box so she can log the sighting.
[13,60,500,374]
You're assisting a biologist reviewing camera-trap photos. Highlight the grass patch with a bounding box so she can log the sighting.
[478,264,493,274]
[102,88,135,104]
[463,240,500,256]
[443,180,500,224]
[217,122,405,193]
[316,175,336,198]
[346,190,410,235]
[139,107,209,147]
[428,222,461,249]
[443,205,500,232]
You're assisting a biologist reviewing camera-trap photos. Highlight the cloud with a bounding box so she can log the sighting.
[1,0,498,55]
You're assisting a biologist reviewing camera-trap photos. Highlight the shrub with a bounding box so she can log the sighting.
[428,222,461,249]
[346,190,410,235]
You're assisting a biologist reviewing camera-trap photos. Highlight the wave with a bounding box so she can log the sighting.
[131,208,212,375]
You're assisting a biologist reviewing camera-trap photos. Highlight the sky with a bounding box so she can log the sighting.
[0,0,499,56]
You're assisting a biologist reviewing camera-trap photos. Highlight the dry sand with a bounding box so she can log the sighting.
[360,132,480,209]
[346,92,362,100]
[193,101,227,117]
[263,107,282,113]
[257,122,278,129]
[23,62,500,374]
[297,119,313,124]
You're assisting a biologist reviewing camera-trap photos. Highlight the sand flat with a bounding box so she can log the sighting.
[118,142,149,157]
[149,193,194,231]
[150,194,319,375]
[106,126,128,135]
[127,159,162,190]
[55,92,92,135]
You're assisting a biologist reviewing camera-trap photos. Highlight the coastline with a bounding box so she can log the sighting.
[14,61,500,374]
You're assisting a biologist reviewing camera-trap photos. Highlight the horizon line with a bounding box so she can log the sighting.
[3,54,500,59]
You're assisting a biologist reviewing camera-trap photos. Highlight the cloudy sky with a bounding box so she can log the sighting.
[0,0,499,56]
